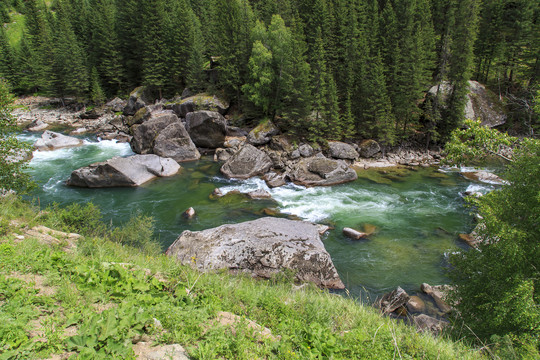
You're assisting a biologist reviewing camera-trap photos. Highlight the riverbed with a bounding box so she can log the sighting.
[20,132,496,298]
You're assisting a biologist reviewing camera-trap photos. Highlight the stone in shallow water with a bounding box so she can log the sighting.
[34,131,83,151]
[67,154,180,188]
[165,217,345,289]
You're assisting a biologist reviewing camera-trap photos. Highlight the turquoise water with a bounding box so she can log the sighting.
[20,132,495,297]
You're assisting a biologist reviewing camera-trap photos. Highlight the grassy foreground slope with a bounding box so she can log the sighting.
[0,196,484,359]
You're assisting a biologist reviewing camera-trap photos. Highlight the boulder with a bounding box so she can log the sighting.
[130,112,178,154]
[287,157,358,187]
[247,120,280,145]
[124,86,156,115]
[153,122,201,162]
[270,135,294,153]
[221,144,273,179]
[421,283,452,314]
[358,140,381,158]
[427,80,506,128]
[34,131,83,151]
[79,107,104,120]
[126,106,151,127]
[247,189,272,199]
[224,136,246,149]
[328,141,359,160]
[298,144,314,157]
[171,94,229,118]
[165,217,345,289]
[412,314,448,334]
[406,295,426,313]
[461,170,504,185]
[67,154,180,187]
[343,227,368,240]
[27,119,48,131]
[182,207,196,219]
[214,148,235,162]
[263,172,287,188]
[185,110,227,148]
[105,97,126,113]
[379,287,410,314]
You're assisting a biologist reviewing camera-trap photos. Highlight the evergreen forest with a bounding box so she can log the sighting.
[0,0,538,145]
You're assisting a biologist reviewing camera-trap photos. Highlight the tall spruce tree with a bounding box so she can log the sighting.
[141,0,168,98]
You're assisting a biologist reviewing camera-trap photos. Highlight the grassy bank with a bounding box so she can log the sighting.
[0,196,485,359]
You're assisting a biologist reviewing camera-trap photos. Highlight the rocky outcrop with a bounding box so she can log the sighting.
[27,119,48,131]
[328,141,358,160]
[421,283,452,314]
[427,80,506,128]
[165,217,345,289]
[247,121,280,145]
[34,131,83,151]
[220,144,273,179]
[67,154,180,187]
[130,112,200,162]
[185,110,227,148]
[105,97,126,113]
[287,157,358,187]
[170,94,229,118]
[378,287,410,314]
[358,140,381,158]
[264,172,287,188]
[126,106,151,127]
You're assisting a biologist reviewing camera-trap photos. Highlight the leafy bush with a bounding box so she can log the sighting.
[109,213,160,255]
[44,202,106,237]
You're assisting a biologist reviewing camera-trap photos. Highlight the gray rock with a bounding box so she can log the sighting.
[224,136,246,149]
[67,154,180,187]
[247,189,272,199]
[171,94,229,118]
[328,141,359,160]
[461,170,504,185]
[428,81,506,128]
[221,144,273,179]
[358,140,381,158]
[27,119,48,131]
[185,110,227,148]
[34,131,83,151]
[379,287,410,314]
[298,144,314,157]
[123,86,155,115]
[421,283,452,314]
[407,295,426,313]
[247,121,280,145]
[214,148,235,162]
[270,135,294,153]
[105,97,126,113]
[264,172,287,188]
[287,157,358,187]
[133,343,189,360]
[165,217,345,289]
[343,227,367,240]
[290,149,301,160]
[126,106,151,127]
[153,122,201,162]
[130,113,178,154]
[412,314,448,334]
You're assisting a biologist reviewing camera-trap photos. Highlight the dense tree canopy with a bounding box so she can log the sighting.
[0,0,538,142]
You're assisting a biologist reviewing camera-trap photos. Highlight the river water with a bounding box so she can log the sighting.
[20,132,496,298]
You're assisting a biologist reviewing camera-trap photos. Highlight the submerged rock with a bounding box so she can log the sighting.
[165,217,345,289]
[34,131,83,151]
[343,227,368,240]
[461,170,504,185]
[378,287,410,314]
[67,154,180,187]
[287,157,358,187]
[221,144,273,179]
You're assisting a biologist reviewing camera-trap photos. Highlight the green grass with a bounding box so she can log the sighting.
[0,196,488,359]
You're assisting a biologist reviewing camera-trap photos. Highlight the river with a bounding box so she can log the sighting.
[20,132,496,298]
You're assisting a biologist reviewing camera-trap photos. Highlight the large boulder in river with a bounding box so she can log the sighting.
[171,94,229,118]
[185,110,227,148]
[130,112,177,154]
[220,144,273,179]
[328,141,358,160]
[247,120,280,145]
[153,122,201,162]
[287,156,358,187]
[427,81,506,128]
[67,154,180,187]
[34,131,83,151]
[165,217,345,289]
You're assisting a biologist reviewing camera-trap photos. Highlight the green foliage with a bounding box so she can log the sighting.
[0,79,33,194]
[44,202,106,237]
[109,213,160,255]
[443,119,516,165]
[445,126,540,355]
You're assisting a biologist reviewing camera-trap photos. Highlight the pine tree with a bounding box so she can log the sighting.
[89,67,106,104]
[50,0,89,100]
[185,12,207,92]
[166,0,195,92]
[0,28,19,89]
[90,0,125,96]
[116,0,144,89]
